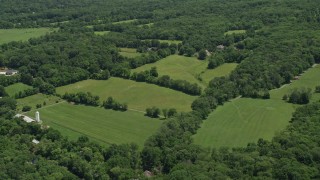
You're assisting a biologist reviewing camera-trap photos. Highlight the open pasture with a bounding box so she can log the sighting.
[132,55,207,87]
[200,63,238,84]
[119,48,142,58]
[193,98,295,148]
[26,102,162,147]
[132,55,237,87]
[17,94,62,112]
[194,64,320,148]
[56,77,196,112]
[0,28,55,44]
[4,83,32,97]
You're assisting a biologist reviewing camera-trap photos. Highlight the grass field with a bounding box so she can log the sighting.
[200,63,238,85]
[4,83,32,97]
[25,102,162,147]
[224,30,246,35]
[270,65,320,100]
[132,55,207,87]
[56,77,196,112]
[193,98,295,148]
[194,64,320,148]
[119,48,141,58]
[94,31,110,35]
[132,55,237,87]
[0,28,56,44]
[159,40,182,45]
[17,94,62,112]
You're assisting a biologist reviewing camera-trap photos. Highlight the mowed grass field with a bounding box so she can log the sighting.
[5,83,32,97]
[194,64,320,148]
[17,94,62,112]
[56,77,196,112]
[119,48,142,58]
[0,28,55,44]
[193,98,295,148]
[132,55,237,87]
[132,55,207,87]
[200,63,238,85]
[25,102,162,147]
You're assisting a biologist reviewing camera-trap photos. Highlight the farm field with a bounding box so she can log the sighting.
[4,83,32,97]
[200,63,238,84]
[159,40,182,44]
[119,48,141,58]
[17,94,62,112]
[270,64,320,100]
[0,28,55,44]
[138,23,154,27]
[132,55,207,87]
[224,29,246,35]
[25,102,162,147]
[56,77,196,112]
[194,64,320,148]
[193,98,295,148]
[132,55,237,87]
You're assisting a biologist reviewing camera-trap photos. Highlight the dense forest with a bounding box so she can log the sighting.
[1,0,320,179]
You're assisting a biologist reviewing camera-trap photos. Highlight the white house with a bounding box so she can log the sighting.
[0,69,18,76]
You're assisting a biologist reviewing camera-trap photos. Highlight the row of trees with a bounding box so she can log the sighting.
[14,88,39,99]
[102,97,128,111]
[62,92,100,106]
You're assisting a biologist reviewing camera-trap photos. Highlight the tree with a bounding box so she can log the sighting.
[22,105,31,112]
[0,85,8,97]
[150,67,158,77]
[167,108,177,118]
[162,108,168,118]
[198,49,207,60]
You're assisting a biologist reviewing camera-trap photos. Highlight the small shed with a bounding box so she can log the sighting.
[216,45,225,50]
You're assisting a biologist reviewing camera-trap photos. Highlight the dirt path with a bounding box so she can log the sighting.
[21,100,67,115]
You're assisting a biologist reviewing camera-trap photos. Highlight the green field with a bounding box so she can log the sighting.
[112,19,138,25]
[270,65,320,100]
[17,94,62,112]
[132,55,207,87]
[26,102,162,147]
[224,30,246,35]
[194,64,320,148]
[132,55,237,87]
[119,48,141,58]
[193,98,295,148]
[0,28,56,44]
[56,77,196,112]
[4,83,32,97]
[200,63,238,84]
[159,40,182,44]
[94,31,110,35]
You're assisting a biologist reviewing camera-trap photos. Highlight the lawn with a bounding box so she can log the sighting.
[132,55,208,87]
[4,83,32,97]
[25,102,162,147]
[193,64,320,148]
[17,93,62,112]
[119,48,141,58]
[200,63,238,85]
[224,30,246,35]
[56,77,196,112]
[0,28,56,44]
